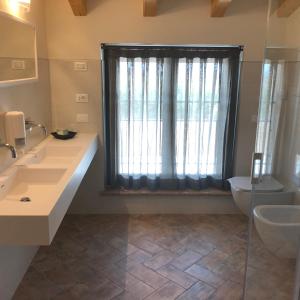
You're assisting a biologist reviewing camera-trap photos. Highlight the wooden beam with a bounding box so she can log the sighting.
[68,0,87,16]
[143,0,157,17]
[211,0,232,17]
[277,0,300,17]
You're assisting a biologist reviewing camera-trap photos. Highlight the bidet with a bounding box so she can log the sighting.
[254,205,300,258]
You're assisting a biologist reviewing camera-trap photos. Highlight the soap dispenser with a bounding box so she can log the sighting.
[4,111,26,147]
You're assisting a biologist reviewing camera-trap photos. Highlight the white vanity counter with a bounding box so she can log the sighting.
[0,133,98,245]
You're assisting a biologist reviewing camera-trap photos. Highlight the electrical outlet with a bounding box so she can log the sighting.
[76,93,89,103]
[11,60,26,70]
[73,61,88,71]
[76,114,89,123]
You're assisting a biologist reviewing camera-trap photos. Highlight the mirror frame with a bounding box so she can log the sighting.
[0,10,38,87]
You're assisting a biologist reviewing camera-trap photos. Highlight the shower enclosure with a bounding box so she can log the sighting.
[244,0,300,299]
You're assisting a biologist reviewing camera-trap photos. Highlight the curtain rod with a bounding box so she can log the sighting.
[101,43,244,51]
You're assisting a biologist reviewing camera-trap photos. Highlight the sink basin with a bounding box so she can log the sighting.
[0,133,98,245]
[254,205,300,258]
[0,167,66,202]
[25,146,81,165]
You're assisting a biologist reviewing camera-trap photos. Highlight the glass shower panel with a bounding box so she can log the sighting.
[244,0,300,299]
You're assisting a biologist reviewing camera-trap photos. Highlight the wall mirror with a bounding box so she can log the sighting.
[0,11,37,86]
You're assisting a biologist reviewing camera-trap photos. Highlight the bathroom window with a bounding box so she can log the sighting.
[256,60,285,175]
[103,45,242,190]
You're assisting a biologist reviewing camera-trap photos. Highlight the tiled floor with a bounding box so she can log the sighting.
[244,227,296,300]
[14,214,249,300]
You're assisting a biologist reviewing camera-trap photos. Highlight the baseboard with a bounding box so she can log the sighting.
[69,194,240,214]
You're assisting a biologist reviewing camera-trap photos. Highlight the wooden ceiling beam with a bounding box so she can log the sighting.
[211,0,232,17]
[68,0,87,16]
[277,0,300,17]
[143,0,157,17]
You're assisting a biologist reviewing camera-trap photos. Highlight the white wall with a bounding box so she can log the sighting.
[279,7,300,202]
[45,0,267,61]
[44,0,269,214]
[0,1,52,299]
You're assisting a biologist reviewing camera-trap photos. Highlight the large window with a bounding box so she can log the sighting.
[103,45,242,190]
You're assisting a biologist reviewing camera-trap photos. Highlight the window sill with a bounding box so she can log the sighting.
[101,188,231,197]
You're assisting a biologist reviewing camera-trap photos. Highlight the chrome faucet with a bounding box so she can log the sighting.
[0,143,17,158]
[25,119,48,137]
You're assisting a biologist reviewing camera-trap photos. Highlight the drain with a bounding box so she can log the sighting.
[20,197,31,202]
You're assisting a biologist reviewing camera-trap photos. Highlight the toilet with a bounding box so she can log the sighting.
[228,176,294,216]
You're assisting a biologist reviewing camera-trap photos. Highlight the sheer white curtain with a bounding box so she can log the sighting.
[256,60,286,175]
[174,58,230,179]
[115,56,232,188]
[117,57,165,179]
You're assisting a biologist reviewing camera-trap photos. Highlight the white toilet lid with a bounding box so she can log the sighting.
[228,176,284,192]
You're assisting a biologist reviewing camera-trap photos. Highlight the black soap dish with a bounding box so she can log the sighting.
[51,130,77,140]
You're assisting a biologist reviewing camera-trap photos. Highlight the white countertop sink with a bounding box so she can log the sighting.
[24,145,82,165]
[0,133,98,245]
[0,167,67,203]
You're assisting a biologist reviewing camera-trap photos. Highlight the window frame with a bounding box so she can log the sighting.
[101,44,243,190]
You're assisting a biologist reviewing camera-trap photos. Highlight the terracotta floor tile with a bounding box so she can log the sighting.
[14,215,250,300]
[145,282,185,300]
[50,238,86,258]
[55,279,123,300]
[124,279,155,299]
[128,264,169,289]
[112,290,141,300]
[42,265,79,289]
[196,249,229,271]
[144,250,176,270]
[87,248,126,269]
[133,238,165,255]
[91,279,124,299]
[245,265,294,298]
[109,237,139,255]
[180,235,216,256]
[157,264,198,289]
[213,263,245,285]
[185,264,225,288]
[209,280,243,300]
[223,249,246,270]
[156,236,186,253]
[100,264,155,298]
[171,250,203,271]
[117,248,153,270]
[31,252,63,273]
[176,281,216,300]
[13,268,63,300]
[216,237,247,255]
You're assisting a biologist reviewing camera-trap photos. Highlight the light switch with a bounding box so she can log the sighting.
[76,93,89,103]
[73,61,88,71]
[76,113,89,123]
[11,60,26,70]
